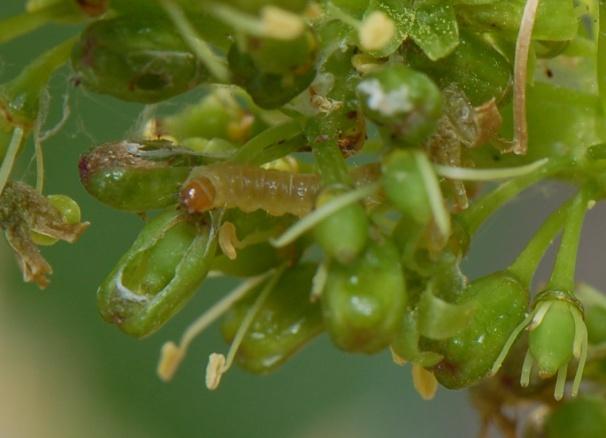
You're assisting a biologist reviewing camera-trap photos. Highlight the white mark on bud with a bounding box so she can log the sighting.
[357,79,412,117]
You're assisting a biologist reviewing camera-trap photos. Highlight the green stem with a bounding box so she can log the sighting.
[1,36,77,125]
[0,3,75,45]
[312,137,350,185]
[547,188,591,292]
[0,127,25,196]
[233,120,301,164]
[598,1,606,117]
[250,134,306,165]
[509,198,573,287]
[458,159,562,235]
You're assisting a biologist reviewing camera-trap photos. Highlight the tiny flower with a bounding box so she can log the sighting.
[493,290,588,401]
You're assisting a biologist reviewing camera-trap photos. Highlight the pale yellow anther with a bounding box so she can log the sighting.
[141,119,177,142]
[262,155,300,173]
[412,364,438,401]
[157,341,184,382]
[219,222,240,260]
[261,6,305,40]
[359,11,395,52]
[227,114,255,144]
[304,2,323,20]
[310,261,328,302]
[351,53,383,75]
[206,353,227,390]
[528,301,552,331]
[390,348,407,366]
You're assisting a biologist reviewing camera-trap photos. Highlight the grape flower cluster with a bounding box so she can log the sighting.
[3,0,606,436]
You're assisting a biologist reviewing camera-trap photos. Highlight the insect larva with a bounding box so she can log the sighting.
[180,163,380,217]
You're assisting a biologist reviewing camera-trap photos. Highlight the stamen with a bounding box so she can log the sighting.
[271,183,380,247]
[390,348,407,366]
[554,363,568,401]
[261,6,305,40]
[204,266,285,390]
[412,364,438,401]
[520,349,534,387]
[528,301,552,331]
[359,11,395,52]
[434,159,548,181]
[512,0,541,155]
[415,153,450,238]
[571,308,588,397]
[157,272,271,382]
[206,353,227,390]
[157,341,184,382]
[218,222,240,260]
[310,261,328,302]
[491,312,533,376]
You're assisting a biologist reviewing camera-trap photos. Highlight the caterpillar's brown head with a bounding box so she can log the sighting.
[180,177,216,214]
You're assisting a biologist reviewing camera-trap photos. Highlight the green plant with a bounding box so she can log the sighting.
[2,0,606,436]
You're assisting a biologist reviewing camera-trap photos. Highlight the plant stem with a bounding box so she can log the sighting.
[547,188,591,292]
[233,120,301,164]
[0,127,25,196]
[1,36,77,126]
[509,198,573,287]
[312,137,350,185]
[0,3,76,45]
[458,159,562,235]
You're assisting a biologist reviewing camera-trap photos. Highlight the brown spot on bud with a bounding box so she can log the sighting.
[77,0,108,17]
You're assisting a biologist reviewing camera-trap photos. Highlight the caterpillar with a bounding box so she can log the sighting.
[180,163,380,217]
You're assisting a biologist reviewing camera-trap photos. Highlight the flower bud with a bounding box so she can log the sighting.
[72,15,208,103]
[322,238,407,353]
[97,209,216,338]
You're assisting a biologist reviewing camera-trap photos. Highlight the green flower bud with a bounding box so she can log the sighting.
[79,141,200,212]
[313,186,369,264]
[322,238,407,353]
[529,299,576,378]
[221,263,323,373]
[357,64,442,145]
[382,150,432,224]
[228,43,315,109]
[429,271,528,389]
[545,397,606,438]
[157,89,262,144]
[72,15,208,103]
[211,242,283,277]
[97,209,216,338]
[243,30,317,75]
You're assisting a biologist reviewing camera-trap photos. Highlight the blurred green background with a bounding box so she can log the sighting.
[4,3,604,437]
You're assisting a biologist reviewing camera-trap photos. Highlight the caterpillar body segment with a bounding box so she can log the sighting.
[180,163,380,217]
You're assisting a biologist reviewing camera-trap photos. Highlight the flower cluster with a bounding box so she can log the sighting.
[2,0,606,435]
